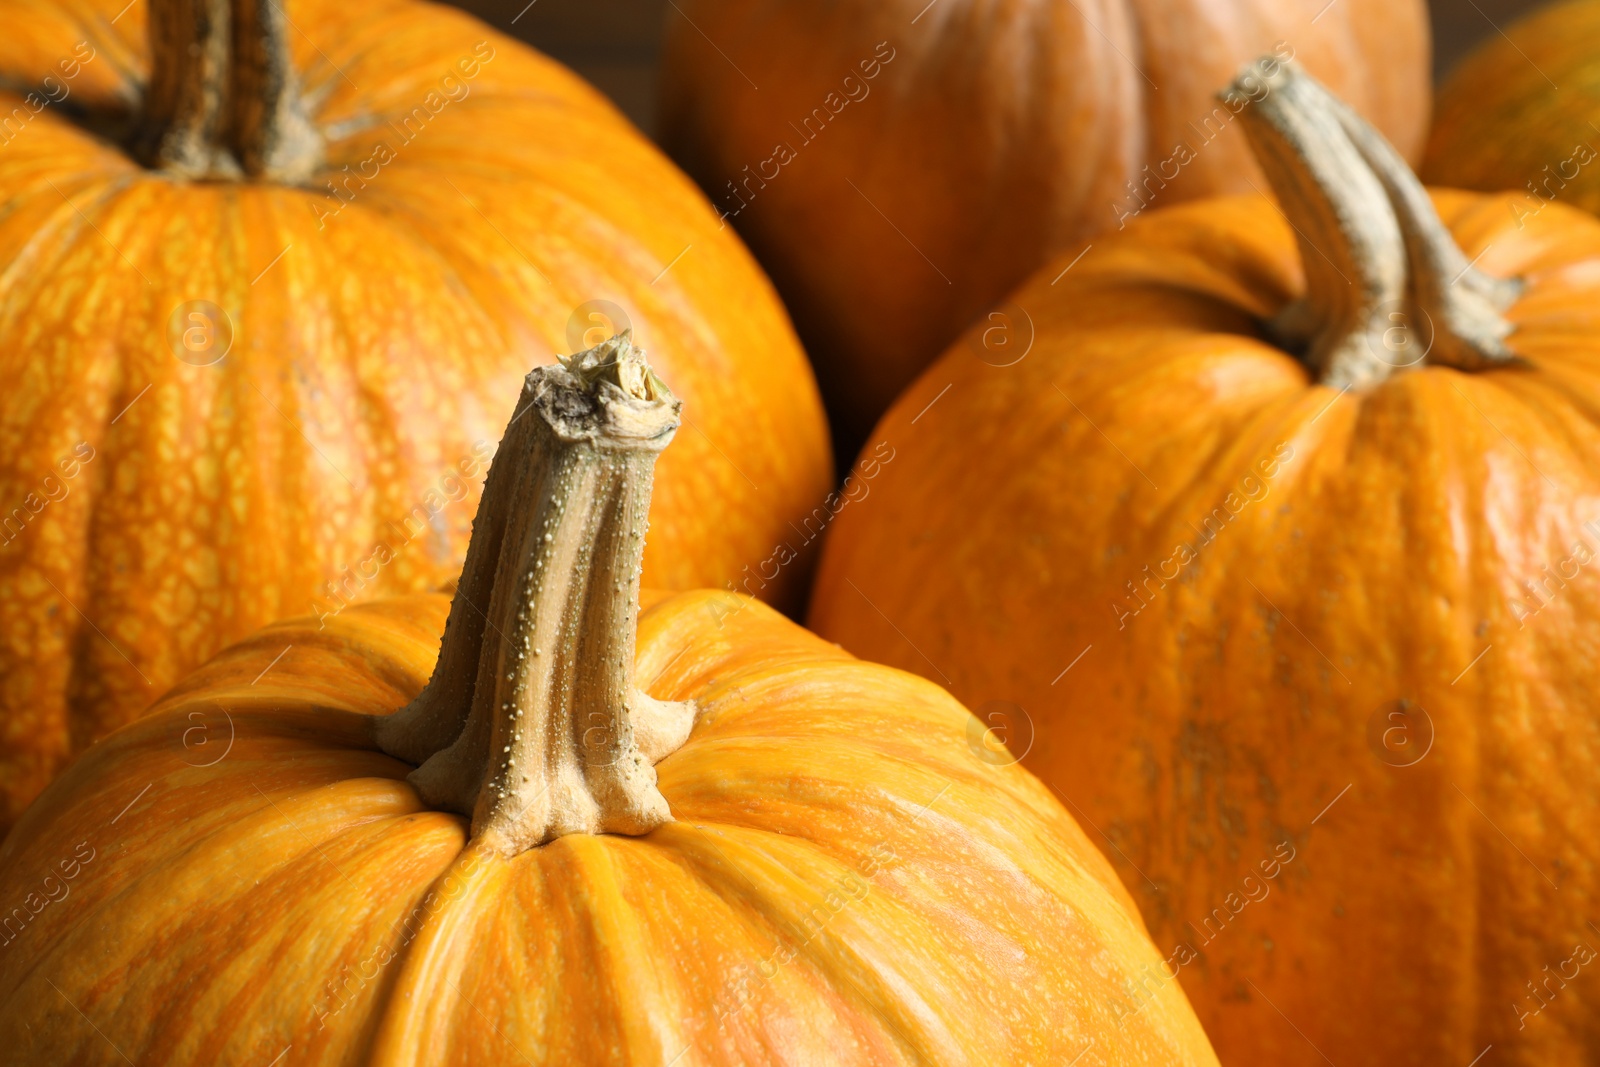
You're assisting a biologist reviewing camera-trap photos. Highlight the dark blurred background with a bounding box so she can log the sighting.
[446,0,1548,137]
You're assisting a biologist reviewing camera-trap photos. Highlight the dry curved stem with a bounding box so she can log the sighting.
[137,0,323,181]
[1230,60,1524,388]
[376,333,696,856]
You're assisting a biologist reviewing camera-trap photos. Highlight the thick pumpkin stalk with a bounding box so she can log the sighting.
[1233,61,1522,389]
[376,334,696,856]
[138,0,324,181]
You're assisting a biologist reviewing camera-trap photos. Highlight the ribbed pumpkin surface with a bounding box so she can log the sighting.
[810,190,1600,1065]
[0,0,831,827]
[0,590,1218,1065]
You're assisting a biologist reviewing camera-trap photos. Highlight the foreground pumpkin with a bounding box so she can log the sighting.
[0,341,1216,1066]
[659,0,1430,450]
[811,62,1600,1065]
[0,0,831,830]
[1424,0,1600,219]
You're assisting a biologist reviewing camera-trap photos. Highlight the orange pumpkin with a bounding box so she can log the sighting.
[811,62,1600,1065]
[659,0,1430,451]
[0,342,1216,1067]
[0,0,831,830]
[1424,0,1600,220]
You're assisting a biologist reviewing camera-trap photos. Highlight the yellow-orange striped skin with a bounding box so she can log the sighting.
[810,191,1600,1065]
[0,0,831,829]
[0,590,1218,1065]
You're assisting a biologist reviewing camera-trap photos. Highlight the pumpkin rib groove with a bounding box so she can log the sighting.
[1008,369,1305,583]
[1465,353,1600,482]
[362,843,498,1064]
[0,171,124,314]
[1436,369,1600,501]
[642,821,964,1065]
[562,835,724,1064]
[355,829,497,1062]
[665,725,1090,879]
[669,708,1082,834]
[1514,366,1600,440]
[0,179,102,295]
[274,198,413,543]
[659,733,1133,946]
[128,807,456,1064]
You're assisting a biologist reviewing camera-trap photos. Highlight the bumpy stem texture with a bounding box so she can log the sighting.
[1231,61,1522,389]
[139,0,323,181]
[140,0,236,177]
[229,0,323,179]
[376,334,695,856]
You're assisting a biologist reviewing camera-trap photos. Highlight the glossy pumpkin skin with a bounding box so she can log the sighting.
[1424,0,1600,218]
[0,0,831,829]
[659,0,1430,450]
[0,590,1218,1066]
[809,191,1600,1065]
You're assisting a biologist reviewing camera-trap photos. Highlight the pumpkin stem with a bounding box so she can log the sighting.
[374,334,696,856]
[1231,61,1523,389]
[137,0,324,182]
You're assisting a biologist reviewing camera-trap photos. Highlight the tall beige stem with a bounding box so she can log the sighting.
[375,334,697,856]
[1232,61,1524,389]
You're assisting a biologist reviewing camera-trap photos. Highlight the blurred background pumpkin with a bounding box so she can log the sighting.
[654,0,1433,461]
[449,0,1545,136]
[452,0,1556,463]
[0,0,832,831]
[809,63,1600,1066]
[1424,0,1600,214]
